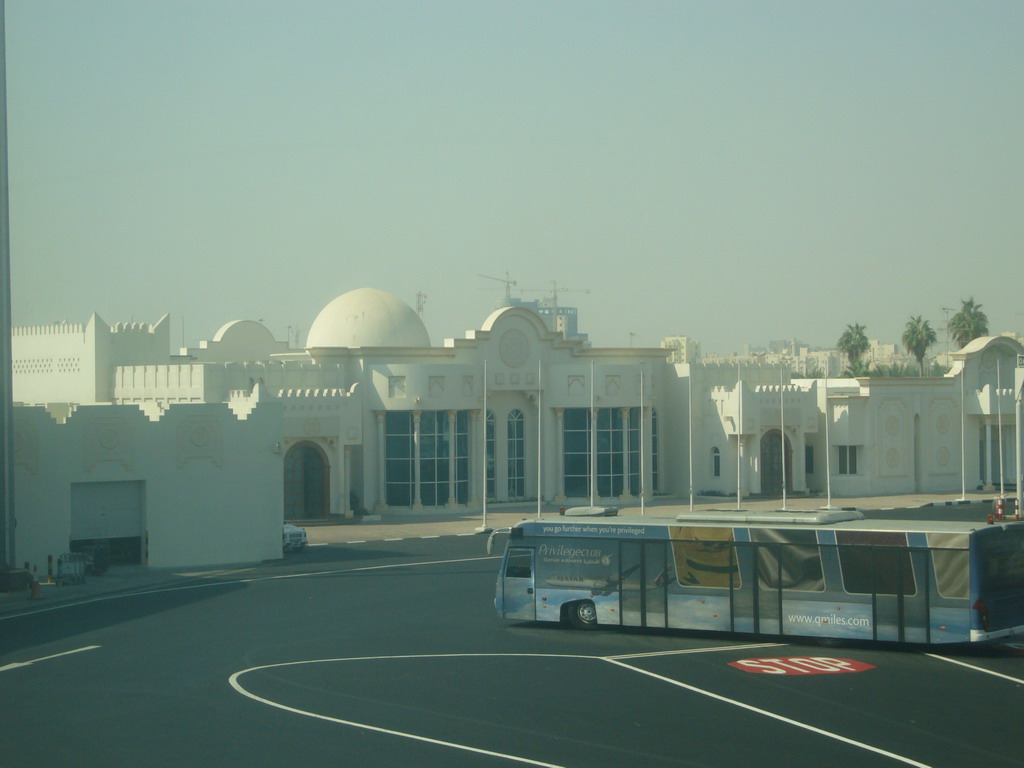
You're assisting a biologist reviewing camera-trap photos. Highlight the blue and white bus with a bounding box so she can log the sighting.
[489,508,1024,644]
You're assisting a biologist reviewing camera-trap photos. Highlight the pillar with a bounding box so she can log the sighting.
[554,408,566,502]
[413,411,423,510]
[375,412,388,512]
[447,410,458,509]
[619,407,633,501]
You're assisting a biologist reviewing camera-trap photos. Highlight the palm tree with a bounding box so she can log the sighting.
[844,359,871,377]
[837,323,870,369]
[948,297,989,349]
[902,316,937,376]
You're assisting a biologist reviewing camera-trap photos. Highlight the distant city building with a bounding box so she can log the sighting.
[497,296,589,342]
[660,336,701,364]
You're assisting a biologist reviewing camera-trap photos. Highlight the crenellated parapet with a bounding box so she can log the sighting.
[13,321,86,336]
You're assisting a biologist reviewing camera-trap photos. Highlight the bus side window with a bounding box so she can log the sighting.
[505,548,533,579]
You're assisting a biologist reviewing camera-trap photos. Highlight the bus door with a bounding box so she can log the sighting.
[501,547,536,621]
[837,533,923,643]
[729,544,756,633]
[753,542,783,636]
[619,541,668,628]
[869,546,925,643]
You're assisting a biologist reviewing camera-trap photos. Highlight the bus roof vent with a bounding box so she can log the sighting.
[562,506,619,517]
[674,508,865,525]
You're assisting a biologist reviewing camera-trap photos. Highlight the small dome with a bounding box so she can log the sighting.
[306,288,431,349]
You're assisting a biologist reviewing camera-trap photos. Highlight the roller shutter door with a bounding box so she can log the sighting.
[71,481,143,540]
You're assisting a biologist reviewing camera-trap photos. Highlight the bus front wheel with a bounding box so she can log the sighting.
[567,600,598,630]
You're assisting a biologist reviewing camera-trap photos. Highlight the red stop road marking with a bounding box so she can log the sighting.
[729,656,875,675]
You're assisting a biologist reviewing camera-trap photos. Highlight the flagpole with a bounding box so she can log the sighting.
[998,358,1005,497]
[590,360,596,507]
[736,365,743,510]
[537,359,542,518]
[478,359,488,531]
[781,365,787,510]
[640,361,645,516]
[824,374,834,509]
[687,364,694,511]
[958,366,967,501]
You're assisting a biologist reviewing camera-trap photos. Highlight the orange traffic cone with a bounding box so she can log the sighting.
[28,578,43,600]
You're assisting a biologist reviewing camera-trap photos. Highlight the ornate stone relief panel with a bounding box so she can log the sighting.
[177,416,223,468]
[86,417,135,471]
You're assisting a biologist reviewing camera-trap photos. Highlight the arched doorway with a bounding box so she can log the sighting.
[284,442,330,520]
[760,430,793,496]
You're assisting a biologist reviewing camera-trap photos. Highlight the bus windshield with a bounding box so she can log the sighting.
[976,526,1024,593]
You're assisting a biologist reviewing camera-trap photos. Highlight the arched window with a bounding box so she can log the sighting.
[508,409,525,499]
[712,446,721,478]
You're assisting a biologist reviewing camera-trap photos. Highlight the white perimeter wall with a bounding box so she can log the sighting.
[13,400,284,571]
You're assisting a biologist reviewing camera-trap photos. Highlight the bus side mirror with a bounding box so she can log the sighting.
[487,528,511,554]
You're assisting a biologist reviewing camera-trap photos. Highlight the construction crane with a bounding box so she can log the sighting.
[477,273,517,303]
[519,281,590,312]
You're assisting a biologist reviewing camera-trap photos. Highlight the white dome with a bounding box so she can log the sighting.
[306,288,431,348]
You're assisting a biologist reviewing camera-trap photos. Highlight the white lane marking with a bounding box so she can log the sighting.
[309,543,329,547]
[605,658,933,768]
[0,555,501,621]
[608,642,784,660]
[231,649,932,768]
[924,653,1024,685]
[0,645,101,673]
[230,658,566,768]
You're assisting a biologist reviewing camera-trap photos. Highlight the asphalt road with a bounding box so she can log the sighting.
[1,533,1022,768]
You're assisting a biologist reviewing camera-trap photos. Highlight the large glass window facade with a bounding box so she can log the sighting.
[454,410,470,504]
[385,412,414,507]
[385,410,470,507]
[419,411,450,507]
[627,409,640,496]
[486,410,495,500]
[565,407,659,500]
[563,408,591,498]
[597,408,624,498]
[651,409,659,492]
[508,409,525,499]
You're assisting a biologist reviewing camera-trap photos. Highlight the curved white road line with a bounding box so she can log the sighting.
[229,657,570,768]
[229,649,934,768]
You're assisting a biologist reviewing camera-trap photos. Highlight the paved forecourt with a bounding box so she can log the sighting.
[305,491,998,545]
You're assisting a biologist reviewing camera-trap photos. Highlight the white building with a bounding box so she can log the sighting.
[10,287,1023,572]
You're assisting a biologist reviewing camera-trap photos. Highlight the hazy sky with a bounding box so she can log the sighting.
[6,1,1022,354]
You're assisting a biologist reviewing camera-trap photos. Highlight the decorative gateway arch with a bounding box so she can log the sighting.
[284,441,330,520]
